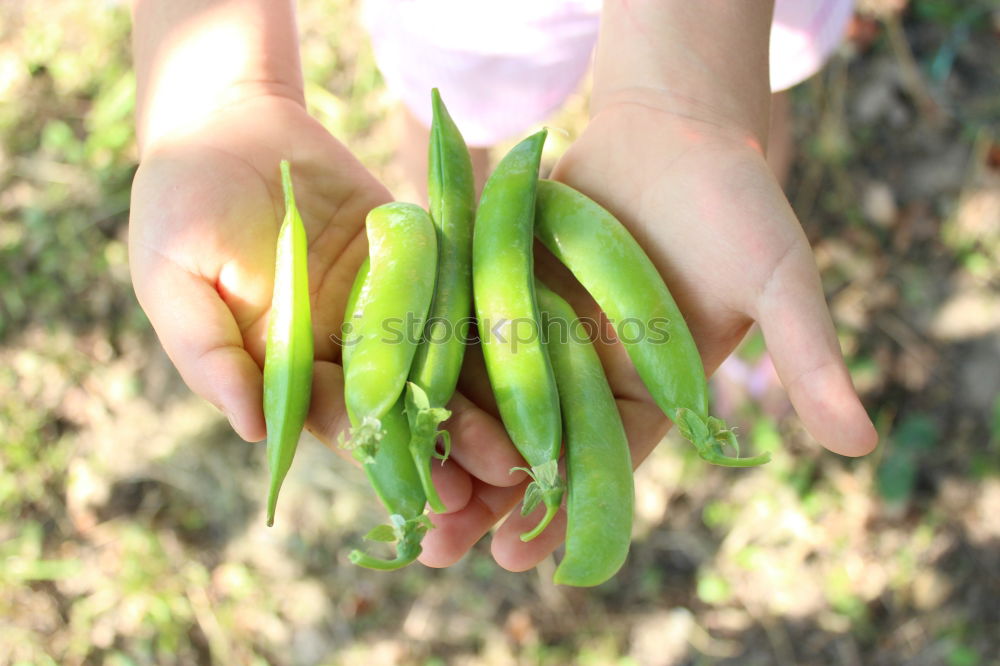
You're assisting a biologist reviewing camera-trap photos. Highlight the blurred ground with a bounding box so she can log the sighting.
[1,1,998,665]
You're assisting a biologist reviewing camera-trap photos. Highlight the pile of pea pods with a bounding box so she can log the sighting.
[262,90,770,587]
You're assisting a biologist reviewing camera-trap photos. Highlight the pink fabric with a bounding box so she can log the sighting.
[362,0,854,145]
[770,0,855,91]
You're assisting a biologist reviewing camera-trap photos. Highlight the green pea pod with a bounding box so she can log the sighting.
[347,396,431,571]
[340,203,437,462]
[473,130,564,541]
[405,88,476,513]
[341,254,430,570]
[534,179,770,467]
[340,256,369,369]
[535,280,633,587]
[263,160,314,526]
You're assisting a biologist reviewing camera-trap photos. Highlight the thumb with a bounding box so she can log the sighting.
[131,252,266,442]
[755,245,878,457]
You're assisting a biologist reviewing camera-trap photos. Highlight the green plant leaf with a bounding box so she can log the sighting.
[364,524,396,542]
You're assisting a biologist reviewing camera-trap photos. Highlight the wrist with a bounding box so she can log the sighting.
[132,0,304,157]
[592,0,774,144]
[589,86,768,156]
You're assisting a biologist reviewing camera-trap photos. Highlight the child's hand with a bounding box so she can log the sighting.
[550,98,878,458]
[129,95,525,516]
[130,94,380,441]
[418,96,878,572]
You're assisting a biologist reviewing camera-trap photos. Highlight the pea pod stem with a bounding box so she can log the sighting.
[511,459,563,542]
[345,416,383,465]
[348,513,432,571]
[263,160,313,526]
[675,408,771,467]
[405,89,476,513]
[405,383,452,513]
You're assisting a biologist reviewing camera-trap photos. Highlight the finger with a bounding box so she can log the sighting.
[430,457,473,514]
[492,503,567,572]
[618,398,672,467]
[418,479,525,568]
[131,254,266,441]
[455,340,500,418]
[305,360,351,453]
[756,246,878,456]
[444,392,526,487]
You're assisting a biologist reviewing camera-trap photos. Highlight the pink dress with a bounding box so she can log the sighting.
[362,0,854,146]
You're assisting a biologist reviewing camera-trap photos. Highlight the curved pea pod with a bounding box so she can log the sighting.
[405,89,476,514]
[340,256,429,570]
[473,130,564,541]
[263,160,314,526]
[534,179,770,467]
[535,280,633,587]
[347,396,430,571]
[340,203,437,463]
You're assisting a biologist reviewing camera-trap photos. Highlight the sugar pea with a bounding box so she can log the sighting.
[263,160,314,526]
[341,256,429,570]
[473,130,564,541]
[534,179,770,467]
[405,89,476,514]
[535,280,633,587]
[346,396,431,570]
[340,203,437,463]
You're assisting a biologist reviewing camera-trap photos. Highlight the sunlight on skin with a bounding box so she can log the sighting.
[132,0,303,155]
[142,12,249,147]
